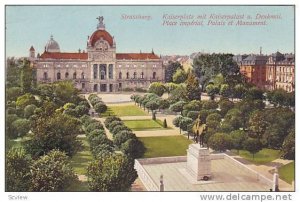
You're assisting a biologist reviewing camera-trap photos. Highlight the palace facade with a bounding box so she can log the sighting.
[30,16,164,92]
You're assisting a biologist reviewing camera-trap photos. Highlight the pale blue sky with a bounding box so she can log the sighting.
[5,5,294,57]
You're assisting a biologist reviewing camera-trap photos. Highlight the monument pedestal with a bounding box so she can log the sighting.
[186,144,211,181]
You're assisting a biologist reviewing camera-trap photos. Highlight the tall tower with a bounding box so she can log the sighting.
[29,46,35,58]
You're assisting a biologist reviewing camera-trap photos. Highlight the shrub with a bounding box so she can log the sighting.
[94,102,107,114]
[104,116,121,128]
[108,120,124,131]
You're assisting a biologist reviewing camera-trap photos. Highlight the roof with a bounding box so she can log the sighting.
[40,52,88,60]
[89,29,114,47]
[29,46,35,51]
[39,52,160,60]
[116,53,160,60]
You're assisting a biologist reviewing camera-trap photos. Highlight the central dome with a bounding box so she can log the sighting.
[45,35,60,52]
[89,29,113,47]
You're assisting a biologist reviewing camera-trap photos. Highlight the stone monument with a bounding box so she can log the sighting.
[186,144,211,181]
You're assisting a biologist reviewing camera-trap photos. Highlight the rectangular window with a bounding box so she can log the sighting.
[109,64,113,79]
[100,64,107,80]
[93,64,98,79]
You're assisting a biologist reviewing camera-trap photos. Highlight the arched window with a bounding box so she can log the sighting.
[57,72,61,80]
[133,72,137,79]
[73,72,77,79]
[93,84,98,92]
[65,72,69,79]
[126,72,129,79]
[43,72,48,79]
[81,72,85,79]
[153,72,156,79]
[141,72,144,79]
[119,72,122,79]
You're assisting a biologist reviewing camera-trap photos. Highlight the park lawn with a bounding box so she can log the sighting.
[278,161,295,184]
[123,119,169,131]
[139,136,192,158]
[232,148,281,164]
[102,105,148,117]
[70,136,93,175]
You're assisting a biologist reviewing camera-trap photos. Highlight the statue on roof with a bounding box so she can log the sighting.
[96,16,105,30]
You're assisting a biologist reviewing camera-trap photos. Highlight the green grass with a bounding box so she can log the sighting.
[102,105,148,117]
[232,148,281,164]
[123,119,169,131]
[70,137,93,175]
[66,181,89,192]
[139,136,192,158]
[278,161,295,184]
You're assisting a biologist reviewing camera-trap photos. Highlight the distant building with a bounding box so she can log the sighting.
[29,16,164,92]
[266,52,294,92]
[239,55,269,89]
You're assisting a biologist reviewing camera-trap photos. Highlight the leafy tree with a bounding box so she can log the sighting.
[121,138,145,159]
[20,59,34,93]
[107,120,124,131]
[179,117,193,133]
[25,113,82,158]
[6,114,19,139]
[6,58,21,88]
[164,82,180,95]
[219,84,231,98]
[173,116,183,128]
[218,99,234,117]
[111,125,131,136]
[185,73,201,100]
[168,85,187,103]
[11,118,31,138]
[74,105,89,117]
[281,128,295,160]
[173,68,188,84]
[165,61,183,82]
[206,113,221,131]
[148,82,165,96]
[198,109,209,123]
[104,116,121,128]
[16,93,37,109]
[87,154,137,191]
[205,84,219,100]
[24,104,37,119]
[208,132,232,152]
[233,84,247,99]
[222,108,244,130]
[230,130,247,154]
[94,102,107,114]
[6,87,23,101]
[169,101,186,115]
[86,121,104,133]
[243,138,263,159]
[113,131,136,147]
[183,100,202,112]
[245,87,264,100]
[158,99,170,111]
[145,99,159,119]
[187,111,200,120]
[30,150,77,191]
[248,110,269,140]
[6,148,32,191]
[202,100,218,110]
[92,144,114,158]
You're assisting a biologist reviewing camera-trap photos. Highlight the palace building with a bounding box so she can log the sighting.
[29,16,164,92]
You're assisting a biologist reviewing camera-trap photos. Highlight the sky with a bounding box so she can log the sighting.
[5,5,295,57]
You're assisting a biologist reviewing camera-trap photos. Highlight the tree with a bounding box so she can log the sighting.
[205,84,219,100]
[168,85,187,103]
[74,105,89,117]
[146,100,159,119]
[179,117,193,133]
[30,150,77,191]
[6,87,23,101]
[183,100,202,112]
[164,82,180,95]
[218,99,234,117]
[248,110,269,140]
[185,73,201,100]
[20,59,33,93]
[206,113,221,131]
[104,116,122,128]
[219,84,231,98]
[230,130,247,154]
[169,101,186,115]
[222,108,244,130]
[6,148,32,191]
[208,132,232,152]
[113,131,136,147]
[94,102,107,114]
[281,128,295,160]
[243,138,263,159]
[24,104,37,119]
[25,113,82,158]
[121,138,145,159]
[6,114,19,139]
[173,68,188,84]
[87,154,137,191]
[245,87,264,100]
[165,61,183,82]
[148,82,165,96]
[163,119,167,128]
[16,93,37,109]
[11,118,31,138]
[233,84,247,99]
[202,100,218,110]
[6,58,21,88]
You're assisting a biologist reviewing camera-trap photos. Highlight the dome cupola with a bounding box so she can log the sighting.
[45,35,60,52]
